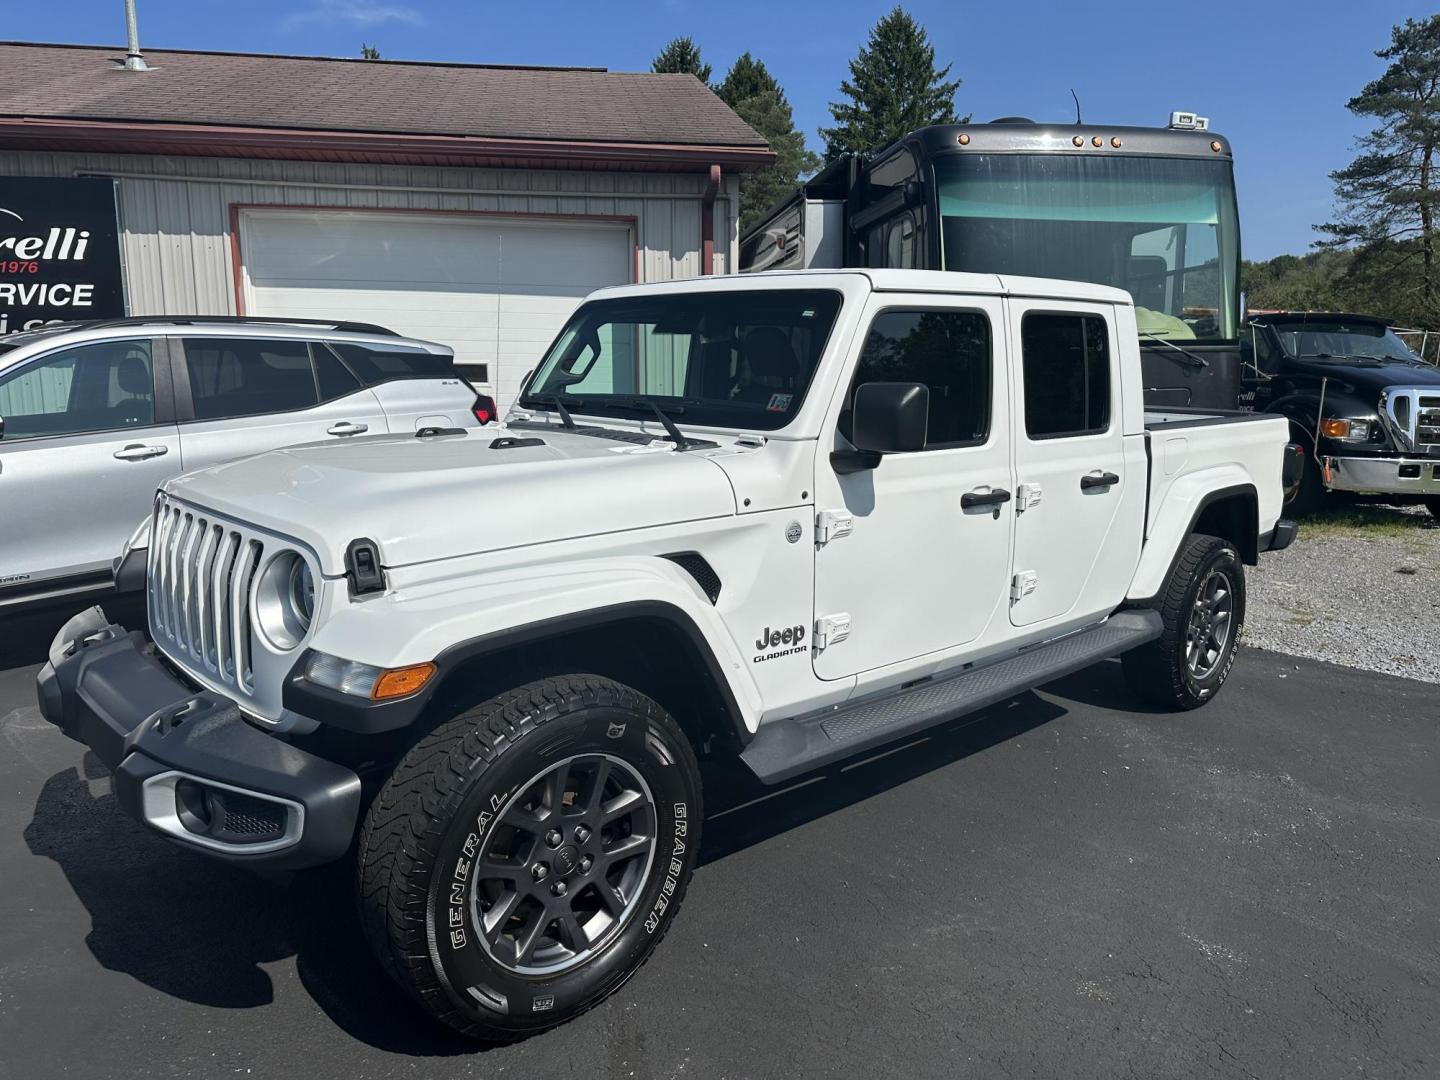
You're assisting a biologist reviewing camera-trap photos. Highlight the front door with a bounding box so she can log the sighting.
[1007,301,1138,628]
[812,296,1013,681]
[0,338,180,591]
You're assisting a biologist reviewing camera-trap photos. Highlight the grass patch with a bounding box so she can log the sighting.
[1296,504,1432,539]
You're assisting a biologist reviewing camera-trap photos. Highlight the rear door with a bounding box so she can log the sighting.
[172,335,390,473]
[326,341,477,431]
[1007,301,1142,628]
[0,337,179,591]
[812,295,1013,679]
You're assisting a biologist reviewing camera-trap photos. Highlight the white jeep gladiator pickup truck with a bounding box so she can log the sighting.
[37,269,1299,1041]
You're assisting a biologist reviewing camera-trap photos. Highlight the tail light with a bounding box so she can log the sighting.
[472,393,497,425]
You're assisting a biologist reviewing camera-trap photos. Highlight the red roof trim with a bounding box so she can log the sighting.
[0,117,776,173]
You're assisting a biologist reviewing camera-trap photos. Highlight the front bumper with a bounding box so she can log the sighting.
[36,606,360,869]
[1324,454,1440,496]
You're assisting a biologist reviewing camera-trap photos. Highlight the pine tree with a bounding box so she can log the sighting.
[1320,16,1440,325]
[651,37,712,85]
[715,52,774,108]
[821,7,962,161]
[717,53,821,231]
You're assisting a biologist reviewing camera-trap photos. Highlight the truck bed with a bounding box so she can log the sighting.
[1144,407,1265,430]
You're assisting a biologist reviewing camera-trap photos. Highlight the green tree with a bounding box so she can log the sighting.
[651,36,711,84]
[360,43,381,60]
[820,7,962,161]
[716,53,821,231]
[1319,16,1440,325]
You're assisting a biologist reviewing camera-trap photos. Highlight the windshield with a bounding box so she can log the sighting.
[1267,320,1421,362]
[523,289,843,430]
[935,153,1240,343]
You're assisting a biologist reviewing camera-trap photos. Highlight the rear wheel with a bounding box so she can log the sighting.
[357,674,702,1041]
[1123,534,1246,710]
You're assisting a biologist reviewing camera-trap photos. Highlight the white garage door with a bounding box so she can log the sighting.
[239,209,633,409]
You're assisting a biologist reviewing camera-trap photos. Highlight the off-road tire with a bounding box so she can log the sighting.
[1123,533,1246,710]
[357,674,702,1042]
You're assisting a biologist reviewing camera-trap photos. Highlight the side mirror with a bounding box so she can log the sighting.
[832,382,929,474]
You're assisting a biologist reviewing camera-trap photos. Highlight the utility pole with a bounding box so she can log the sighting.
[123,0,150,71]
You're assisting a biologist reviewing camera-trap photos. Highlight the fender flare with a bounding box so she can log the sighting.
[1127,480,1258,604]
[285,568,760,740]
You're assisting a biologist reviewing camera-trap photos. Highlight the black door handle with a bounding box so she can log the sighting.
[1080,472,1120,490]
[961,487,1012,508]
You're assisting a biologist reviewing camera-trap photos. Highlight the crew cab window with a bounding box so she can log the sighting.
[0,340,154,439]
[1020,313,1111,439]
[182,337,316,420]
[329,342,450,385]
[840,309,992,449]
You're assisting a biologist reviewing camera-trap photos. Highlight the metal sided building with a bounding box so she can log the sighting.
[0,41,774,408]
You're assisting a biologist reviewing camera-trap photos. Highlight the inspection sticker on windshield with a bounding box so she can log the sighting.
[767,393,793,412]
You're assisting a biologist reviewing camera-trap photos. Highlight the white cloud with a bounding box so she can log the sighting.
[282,1,426,31]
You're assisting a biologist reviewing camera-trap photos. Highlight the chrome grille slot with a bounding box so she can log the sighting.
[1419,395,1440,447]
[148,493,310,711]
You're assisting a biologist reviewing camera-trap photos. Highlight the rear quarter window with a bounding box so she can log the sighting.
[329,342,451,386]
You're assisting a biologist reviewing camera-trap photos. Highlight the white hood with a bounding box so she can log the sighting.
[163,425,739,574]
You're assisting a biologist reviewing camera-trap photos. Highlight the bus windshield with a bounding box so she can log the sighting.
[935,153,1240,343]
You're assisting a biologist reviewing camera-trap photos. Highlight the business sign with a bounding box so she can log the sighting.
[0,177,125,337]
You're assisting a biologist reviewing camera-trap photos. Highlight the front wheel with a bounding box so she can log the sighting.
[1123,534,1246,710]
[357,675,702,1041]
[1424,496,1440,522]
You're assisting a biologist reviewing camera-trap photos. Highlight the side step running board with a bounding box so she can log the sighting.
[740,610,1162,785]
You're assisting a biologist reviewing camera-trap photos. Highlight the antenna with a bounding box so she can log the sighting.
[1070,89,1082,125]
[122,0,150,71]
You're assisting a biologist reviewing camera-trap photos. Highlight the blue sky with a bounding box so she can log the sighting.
[6,1,1432,259]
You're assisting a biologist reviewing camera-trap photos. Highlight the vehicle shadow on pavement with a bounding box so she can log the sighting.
[20,655,1143,1057]
[22,760,479,1057]
[698,690,1071,865]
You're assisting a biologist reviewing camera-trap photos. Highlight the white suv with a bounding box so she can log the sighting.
[0,317,487,611]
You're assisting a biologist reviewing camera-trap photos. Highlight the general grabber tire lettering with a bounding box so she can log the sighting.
[1122,533,1246,710]
[357,674,702,1042]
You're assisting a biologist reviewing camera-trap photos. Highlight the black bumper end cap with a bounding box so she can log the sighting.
[1265,519,1299,552]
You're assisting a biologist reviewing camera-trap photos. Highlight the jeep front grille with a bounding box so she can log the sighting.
[148,494,269,695]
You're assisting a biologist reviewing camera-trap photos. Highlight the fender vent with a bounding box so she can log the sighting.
[661,552,722,604]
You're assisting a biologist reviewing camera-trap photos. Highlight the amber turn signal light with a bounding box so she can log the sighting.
[1319,418,1351,438]
[372,662,438,700]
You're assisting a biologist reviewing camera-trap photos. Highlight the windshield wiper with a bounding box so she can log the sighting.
[615,398,693,449]
[531,394,577,429]
[1137,333,1209,369]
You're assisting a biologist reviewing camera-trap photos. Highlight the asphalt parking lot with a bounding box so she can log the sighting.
[1,601,1436,1079]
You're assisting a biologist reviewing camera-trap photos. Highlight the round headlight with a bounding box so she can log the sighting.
[290,558,315,630]
[254,551,315,651]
